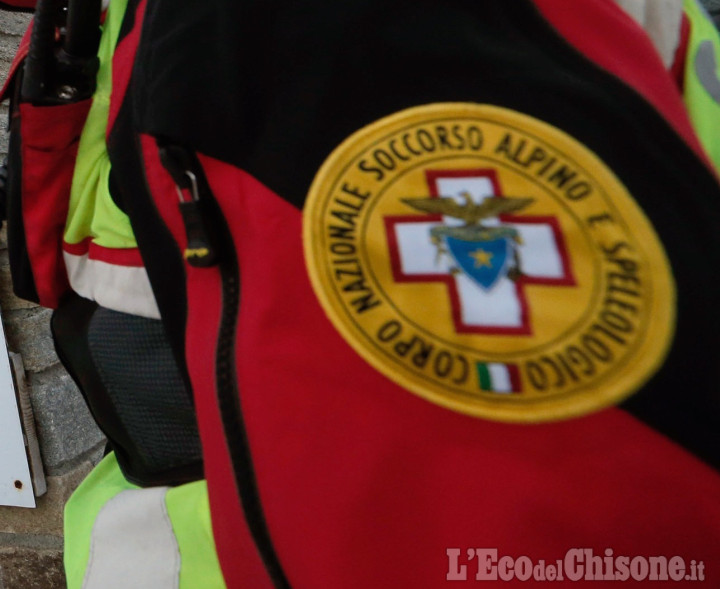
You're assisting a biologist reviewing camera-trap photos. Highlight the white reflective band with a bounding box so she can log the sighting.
[82,487,180,589]
[64,252,161,319]
[613,0,682,67]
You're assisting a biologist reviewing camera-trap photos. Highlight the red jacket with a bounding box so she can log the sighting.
[5,0,720,586]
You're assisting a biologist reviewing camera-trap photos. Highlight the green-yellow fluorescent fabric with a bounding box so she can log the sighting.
[65,0,136,250]
[683,0,720,173]
[64,453,140,589]
[64,453,226,589]
[165,478,227,589]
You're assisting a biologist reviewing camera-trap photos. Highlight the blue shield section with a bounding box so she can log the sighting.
[446,235,512,290]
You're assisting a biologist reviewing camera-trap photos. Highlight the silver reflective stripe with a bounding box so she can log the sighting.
[82,488,180,589]
[613,0,682,67]
[695,40,720,103]
[64,251,161,319]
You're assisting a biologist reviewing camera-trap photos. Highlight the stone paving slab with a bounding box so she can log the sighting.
[28,365,106,474]
[0,547,65,589]
[3,308,58,373]
[0,11,30,38]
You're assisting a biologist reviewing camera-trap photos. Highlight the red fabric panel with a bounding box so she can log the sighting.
[194,154,720,587]
[0,0,35,11]
[139,135,274,589]
[136,7,720,584]
[0,21,31,102]
[532,0,714,174]
[108,0,146,137]
[670,14,692,91]
[62,237,144,266]
[19,99,91,308]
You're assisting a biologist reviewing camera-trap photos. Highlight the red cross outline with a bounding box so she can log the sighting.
[384,169,576,336]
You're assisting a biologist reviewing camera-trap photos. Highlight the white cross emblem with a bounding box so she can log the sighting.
[386,169,576,335]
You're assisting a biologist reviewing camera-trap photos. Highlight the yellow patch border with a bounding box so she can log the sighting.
[304,103,676,423]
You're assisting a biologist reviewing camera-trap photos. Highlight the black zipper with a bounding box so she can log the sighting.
[159,143,291,589]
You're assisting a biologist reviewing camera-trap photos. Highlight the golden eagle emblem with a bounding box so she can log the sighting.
[402,192,534,228]
[402,192,534,278]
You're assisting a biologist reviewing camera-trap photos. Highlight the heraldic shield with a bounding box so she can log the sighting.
[445,233,514,291]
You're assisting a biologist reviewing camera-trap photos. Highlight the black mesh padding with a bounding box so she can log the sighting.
[52,294,203,486]
[86,305,203,475]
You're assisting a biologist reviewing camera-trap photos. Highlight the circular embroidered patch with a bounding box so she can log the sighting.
[303,103,675,422]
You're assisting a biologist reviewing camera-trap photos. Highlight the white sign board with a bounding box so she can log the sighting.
[0,318,34,508]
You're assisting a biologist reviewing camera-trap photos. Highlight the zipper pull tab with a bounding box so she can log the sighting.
[159,145,219,268]
[176,170,220,268]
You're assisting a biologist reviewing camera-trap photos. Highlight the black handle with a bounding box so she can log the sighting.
[63,0,101,58]
[20,0,58,102]
[21,0,102,104]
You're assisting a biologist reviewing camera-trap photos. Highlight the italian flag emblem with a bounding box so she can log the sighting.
[477,363,522,394]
